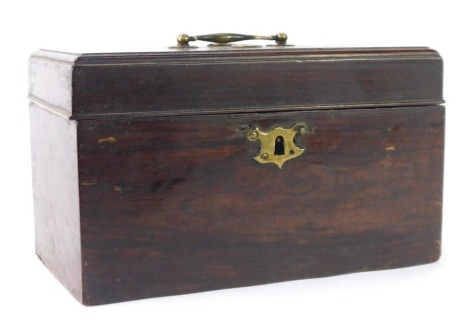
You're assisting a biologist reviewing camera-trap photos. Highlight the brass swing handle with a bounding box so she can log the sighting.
[176,33,288,46]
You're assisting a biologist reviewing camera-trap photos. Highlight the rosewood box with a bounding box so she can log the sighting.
[29,34,444,305]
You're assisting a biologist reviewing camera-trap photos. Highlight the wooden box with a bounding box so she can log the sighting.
[29,40,444,305]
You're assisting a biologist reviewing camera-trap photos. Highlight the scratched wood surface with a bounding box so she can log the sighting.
[77,106,444,305]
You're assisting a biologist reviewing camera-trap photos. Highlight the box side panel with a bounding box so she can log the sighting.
[78,106,443,305]
[30,104,82,302]
[29,50,77,116]
[72,53,443,117]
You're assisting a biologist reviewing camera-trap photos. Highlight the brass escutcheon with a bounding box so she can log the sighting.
[247,123,307,169]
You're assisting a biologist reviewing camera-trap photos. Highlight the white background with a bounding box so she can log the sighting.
[1,0,469,325]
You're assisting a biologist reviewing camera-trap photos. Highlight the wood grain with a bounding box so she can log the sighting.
[77,106,444,305]
[72,50,443,118]
[28,48,443,120]
[29,47,445,305]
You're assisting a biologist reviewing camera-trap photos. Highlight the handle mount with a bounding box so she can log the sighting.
[176,33,288,47]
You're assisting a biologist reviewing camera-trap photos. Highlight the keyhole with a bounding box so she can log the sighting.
[274,136,285,156]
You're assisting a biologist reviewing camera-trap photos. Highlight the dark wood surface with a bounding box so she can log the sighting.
[77,105,444,305]
[72,49,442,118]
[29,48,443,120]
[29,104,82,301]
[29,47,445,305]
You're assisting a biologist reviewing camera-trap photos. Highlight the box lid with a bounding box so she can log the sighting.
[29,46,443,120]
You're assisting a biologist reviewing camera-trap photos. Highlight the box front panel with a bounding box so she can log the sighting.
[77,106,444,305]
